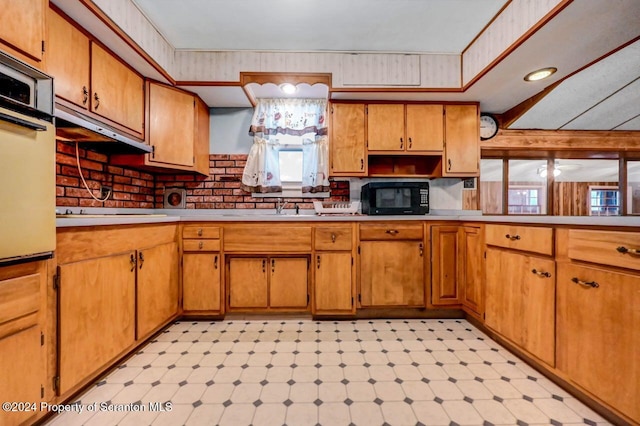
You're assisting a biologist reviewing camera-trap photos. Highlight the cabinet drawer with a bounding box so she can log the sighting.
[183,240,221,252]
[359,223,423,241]
[183,225,220,239]
[485,224,553,256]
[0,273,40,325]
[224,225,312,252]
[315,226,352,251]
[568,229,640,271]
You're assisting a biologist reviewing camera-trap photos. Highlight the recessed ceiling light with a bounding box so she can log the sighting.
[279,83,297,94]
[524,67,557,82]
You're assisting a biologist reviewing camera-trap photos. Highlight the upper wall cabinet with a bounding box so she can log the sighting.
[112,81,210,174]
[46,8,144,137]
[0,0,46,68]
[443,104,479,176]
[368,104,443,153]
[330,103,367,177]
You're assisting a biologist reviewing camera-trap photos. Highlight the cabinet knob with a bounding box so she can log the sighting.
[448,159,452,171]
[138,252,145,269]
[214,255,218,269]
[408,137,412,149]
[505,234,521,241]
[262,259,266,273]
[616,246,640,255]
[199,241,203,249]
[331,233,337,243]
[317,255,321,269]
[82,86,88,105]
[571,277,599,288]
[93,92,100,110]
[531,268,551,278]
[130,253,136,272]
[385,229,399,235]
[197,228,203,236]
[400,137,403,149]
[271,258,275,273]
[360,158,364,170]
[419,242,423,257]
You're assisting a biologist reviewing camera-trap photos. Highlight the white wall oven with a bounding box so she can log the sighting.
[0,50,55,264]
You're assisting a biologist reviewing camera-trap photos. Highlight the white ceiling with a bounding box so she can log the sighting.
[132,0,507,54]
[60,0,640,130]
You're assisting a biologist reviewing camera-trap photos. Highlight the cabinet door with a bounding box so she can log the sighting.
[485,249,555,365]
[367,104,405,151]
[406,104,443,152]
[91,43,144,134]
[557,263,639,422]
[360,241,425,307]
[148,82,195,167]
[0,326,42,426]
[431,226,460,305]
[314,252,354,314]
[194,96,211,175]
[229,258,268,308]
[461,226,483,315]
[0,0,45,63]
[137,242,179,339]
[270,257,308,309]
[183,253,221,312]
[444,105,479,176]
[59,252,136,394]
[330,103,366,175]
[46,8,90,109]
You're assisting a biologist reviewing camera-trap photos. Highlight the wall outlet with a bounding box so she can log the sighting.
[100,185,112,199]
[463,178,476,189]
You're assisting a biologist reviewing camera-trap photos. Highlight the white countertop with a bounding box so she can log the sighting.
[54,207,640,228]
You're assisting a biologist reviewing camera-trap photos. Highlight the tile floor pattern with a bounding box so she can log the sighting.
[45,319,612,426]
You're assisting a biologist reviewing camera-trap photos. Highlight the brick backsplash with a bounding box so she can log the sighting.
[56,141,155,208]
[155,154,350,209]
[56,146,349,209]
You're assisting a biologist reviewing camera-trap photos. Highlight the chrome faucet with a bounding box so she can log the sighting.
[275,198,289,215]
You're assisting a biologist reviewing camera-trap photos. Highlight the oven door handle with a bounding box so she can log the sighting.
[0,111,47,131]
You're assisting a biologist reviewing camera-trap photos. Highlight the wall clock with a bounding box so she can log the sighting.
[480,113,499,140]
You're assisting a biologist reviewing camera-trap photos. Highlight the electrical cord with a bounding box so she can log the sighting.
[75,142,111,202]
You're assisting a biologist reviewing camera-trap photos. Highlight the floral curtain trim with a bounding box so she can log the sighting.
[249,98,327,136]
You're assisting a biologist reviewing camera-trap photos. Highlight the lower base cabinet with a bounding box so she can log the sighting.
[314,252,354,314]
[228,256,309,311]
[183,253,222,313]
[58,253,136,394]
[136,242,179,338]
[360,240,425,307]
[557,262,640,423]
[0,261,47,426]
[485,248,555,366]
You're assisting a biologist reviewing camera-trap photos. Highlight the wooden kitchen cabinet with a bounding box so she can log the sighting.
[58,252,136,394]
[136,242,179,339]
[368,104,443,152]
[485,248,555,366]
[313,225,355,315]
[228,256,309,311]
[182,225,223,314]
[0,0,46,67]
[359,223,425,307]
[0,260,47,426]
[194,96,211,175]
[460,226,483,317]
[330,103,367,176]
[431,226,460,305]
[556,262,640,423]
[443,104,479,176]
[47,8,144,136]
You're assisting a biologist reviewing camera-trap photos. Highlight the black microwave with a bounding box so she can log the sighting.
[361,182,429,215]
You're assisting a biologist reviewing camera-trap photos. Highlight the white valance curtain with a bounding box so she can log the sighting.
[242,98,330,194]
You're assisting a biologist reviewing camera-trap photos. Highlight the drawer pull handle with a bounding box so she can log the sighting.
[130,253,136,272]
[616,246,640,255]
[419,243,423,257]
[505,234,521,241]
[408,137,412,149]
[360,158,364,170]
[138,252,145,269]
[197,228,203,236]
[385,229,399,235]
[571,277,599,288]
[531,269,551,278]
[400,137,403,149]
[262,259,266,273]
[317,255,321,269]
[214,255,218,269]
[199,241,203,249]
[331,233,336,243]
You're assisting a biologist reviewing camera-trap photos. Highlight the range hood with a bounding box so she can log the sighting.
[54,103,152,154]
